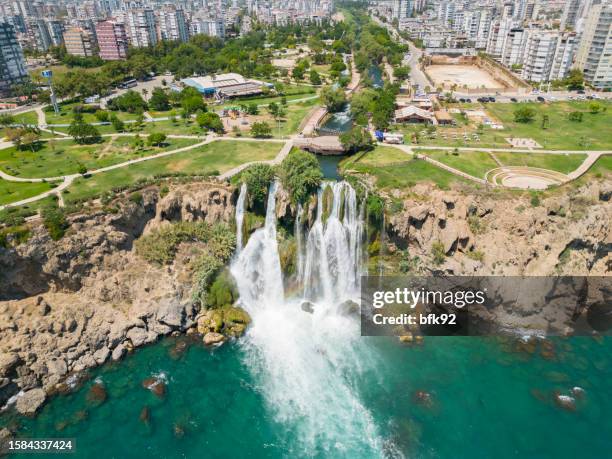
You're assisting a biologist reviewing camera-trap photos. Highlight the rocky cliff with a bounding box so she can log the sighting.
[0,182,236,415]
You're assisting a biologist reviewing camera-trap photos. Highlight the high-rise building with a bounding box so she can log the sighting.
[95,20,128,60]
[392,0,414,20]
[63,27,95,57]
[560,0,589,31]
[574,2,612,89]
[191,16,225,38]
[0,21,28,96]
[501,27,527,67]
[521,30,562,82]
[158,6,188,42]
[126,8,157,47]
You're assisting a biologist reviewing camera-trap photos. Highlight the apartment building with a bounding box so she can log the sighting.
[158,6,188,42]
[0,21,28,96]
[63,27,95,57]
[95,20,128,60]
[126,8,156,47]
[574,2,612,89]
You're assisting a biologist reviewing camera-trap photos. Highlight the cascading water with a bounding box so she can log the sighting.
[234,183,247,254]
[231,181,389,457]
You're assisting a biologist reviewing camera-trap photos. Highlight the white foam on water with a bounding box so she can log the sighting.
[231,181,388,456]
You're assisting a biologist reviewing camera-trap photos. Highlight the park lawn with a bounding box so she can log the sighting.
[341,147,473,190]
[0,195,58,225]
[0,136,200,178]
[11,110,39,126]
[0,178,54,206]
[485,101,612,150]
[494,152,587,174]
[45,103,140,125]
[393,123,509,149]
[423,150,500,179]
[64,140,281,204]
[140,118,203,136]
[342,146,410,167]
[270,98,320,138]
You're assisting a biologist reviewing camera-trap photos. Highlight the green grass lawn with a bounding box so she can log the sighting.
[268,98,320,138]
[0,195,58,225]
[45,102,140,125]
[0,136,200,178]
[0,178,54,206]
[485,101,612,150]
[422,150,500,178]
[64,140,281,204]
[341,146,473,190]
[11,110,39,126]
[493,152,587,174]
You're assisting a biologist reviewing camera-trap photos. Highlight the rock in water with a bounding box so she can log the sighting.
[142,378,166,399]
[203,332,225,346]
[571,386,586,399]
[15,388,46,415]
[86,383,107,405]
[139,406,151,424]
[300,301,315,314]
[554,392,576,411]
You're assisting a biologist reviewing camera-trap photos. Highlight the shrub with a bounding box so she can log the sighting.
[431,241,446,265]
[129,192,143,204]
[206,269,238,309]
[242,164,275,207]
[465,250,484,262]
[530,192,540,207]
[110,114,125,132]
[107,90,148,113]
[513,107,536,123]
[278,150,323,203]
[196,112,224,133]
[77,163,88,175]
[250,121,272,138]
[366,194,385,224]
[147,132,167,146]
[42,206,68,241]
[94,110,109,122]
[568,111,583,122]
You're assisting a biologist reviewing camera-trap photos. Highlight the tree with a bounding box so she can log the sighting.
[247,103,259,115]
[42,205,68,241]
[110,114,125,132]
[320,85,347,112]
[565,69,584,90]
[149,87,170,111]
[541,114,549,129]
[68,113,101,144]
[513,107,536,123]
[278,150,323,204]
[196,112,224,133]
[340,126,374,153]
[148,132,167,146]
[21,131,41,152]
[132,134,144,150]
[310,69,322,85]
[589,101,604,114]
[393,66,410,81]
[242,164,275,206]
[107,90,148,113]
[250,121,272,138]
[181,95,206,115]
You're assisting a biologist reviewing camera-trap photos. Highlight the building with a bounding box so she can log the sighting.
[394,105,434,124]
[560,0,592,31]
[126,8,157,48]
[181,73,266,99]
[63,27,95,57]
[521,30,560,82]
[0,21,28,96]
[96,20,128,60]
[191,16,225,39]
[158,6,188,42]
[574,2,612,89]
[392,0,414,20]
[501,28,527,67]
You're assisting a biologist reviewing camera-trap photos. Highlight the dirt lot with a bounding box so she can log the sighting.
[426,65,504,90]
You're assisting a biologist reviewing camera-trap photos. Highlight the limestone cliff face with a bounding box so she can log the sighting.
[386,182,611,276]
[0,182,236,414]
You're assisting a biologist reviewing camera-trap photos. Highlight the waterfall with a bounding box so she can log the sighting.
[295,203,304,284]
[230,180,386,456]
[234,183,247,254]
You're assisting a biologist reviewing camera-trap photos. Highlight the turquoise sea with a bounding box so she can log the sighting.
[2,335,610,458]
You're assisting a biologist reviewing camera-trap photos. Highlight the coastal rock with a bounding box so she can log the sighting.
[111,344,126,361]
[301,301,315,314]
[127,328,149,347]
[93,347,110,365]
[46,359,68,377]
[203,332,225,345]
[554,393,576,411]
[15,388,46,415]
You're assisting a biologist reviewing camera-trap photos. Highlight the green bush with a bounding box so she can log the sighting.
[278,150,323,204]
[366,194,385,224]
[431,241,446,265]
[206,269,238,309]
[42,206,68,241]
[242,164,275,206]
